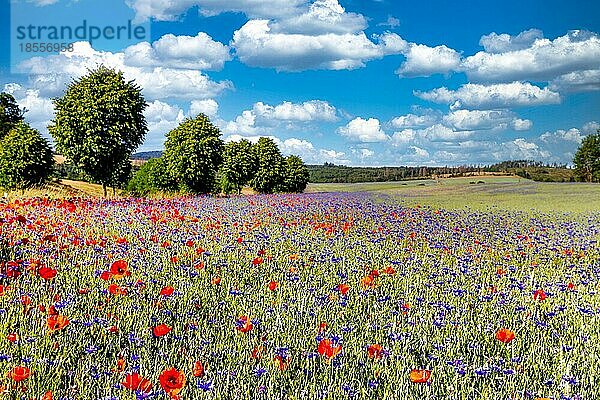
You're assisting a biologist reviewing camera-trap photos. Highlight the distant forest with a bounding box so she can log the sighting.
[132,152,574,183]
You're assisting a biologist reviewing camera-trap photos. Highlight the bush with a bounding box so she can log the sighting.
[0,122,54,190]
[127,157,175,196]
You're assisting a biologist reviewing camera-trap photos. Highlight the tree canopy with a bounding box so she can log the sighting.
[574,131,600,183]
[220,139,257,194]
[0,92,25,139]
[250,137,286,194]
[49,66,147,196]
[0,122,54,190]
[163,114,224,194]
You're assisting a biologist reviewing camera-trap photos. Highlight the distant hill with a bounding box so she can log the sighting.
[132,151,163,160]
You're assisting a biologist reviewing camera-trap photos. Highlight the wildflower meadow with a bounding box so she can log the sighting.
[0,193,598,399]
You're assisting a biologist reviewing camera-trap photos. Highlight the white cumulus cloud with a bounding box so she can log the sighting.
[337,117,388,142]
[415,82,561,109]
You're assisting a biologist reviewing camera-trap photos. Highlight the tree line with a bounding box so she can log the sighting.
[0,66,308,196]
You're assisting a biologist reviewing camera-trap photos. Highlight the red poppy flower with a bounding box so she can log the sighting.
[159,368,186,399]
[47,315,69,333]
[567,282,576,291]
[268,281,279,291]
[361,274,376,288]
[153,324,172,337]
[41,391,53,400]
[100,271,113,281]
[317,338,342,360]
[122,373,153,392]
[235,316,253,333]
[160,286,175,296]
[110,260,130,279]
[78,288,91,294]
[193,361,204,378]
[382,266,396,275]
[108,284,127,296]
[367,344,384,359]
[337,284,350,295]
[533,289,547,301]
[252,257,263,266]
[38,267,57,280]
[211,277,221,285]
[409,369,431,383]
[6,333,17,343]
[9,365,30,382]
[495,328,515,343]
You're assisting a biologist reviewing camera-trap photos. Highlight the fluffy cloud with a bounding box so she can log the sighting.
[415,82,561,109]
[549,69,600,92]
[124,32,231,70]
[392,124,473,145]
[128,0,305,22]
[463,30,600,83]
[396,43,461,77]
[231,20,403,71]
[479,29,544,53]
[189,99,219,118]
[390,112,439,129]
[253,100,337,122]
[442,109,531,131]
[18,41,232,100]
[338,117,388,142]
[220,99,338,135]
[271,0,367,35]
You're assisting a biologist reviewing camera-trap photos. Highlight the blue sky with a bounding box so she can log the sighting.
[1,0,599,166]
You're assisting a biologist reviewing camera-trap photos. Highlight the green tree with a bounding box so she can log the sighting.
[0,122,54,190]
[250,137,285,194]
[127,157,176,196]
[221,139,257,194]
[0,92,25,139]
[279,155,309,193]
[49,66,147,197]
[163,114,223,194]
[574,131,600,182]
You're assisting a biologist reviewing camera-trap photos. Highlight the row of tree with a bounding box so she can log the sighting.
[127,115,309,195]
[0,66,309,195]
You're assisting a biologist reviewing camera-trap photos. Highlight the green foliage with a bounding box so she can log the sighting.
[163,114,223,194]
[0,122,54,190]
[49,66,147,196]
[574,131,600,183]
[0,92,25,139]
[250,137,285,194]
[279,155,309,193]
[127,157,176,196]
[221,139,257,194]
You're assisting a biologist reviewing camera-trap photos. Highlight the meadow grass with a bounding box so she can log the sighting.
[307,176,600,214]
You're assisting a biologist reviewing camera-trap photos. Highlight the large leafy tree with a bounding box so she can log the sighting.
[221,139,257,194]
[279,155,309,193]
[163,114,223,194]
[0,92,25,139]
[49,66,147,196]
[0,122,54,190]
[250,137,285,194]
[574,130,600,182]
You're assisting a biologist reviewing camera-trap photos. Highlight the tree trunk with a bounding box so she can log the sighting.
[102,183,107,198]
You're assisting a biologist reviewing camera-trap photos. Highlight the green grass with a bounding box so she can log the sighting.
[306,176,600,213]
